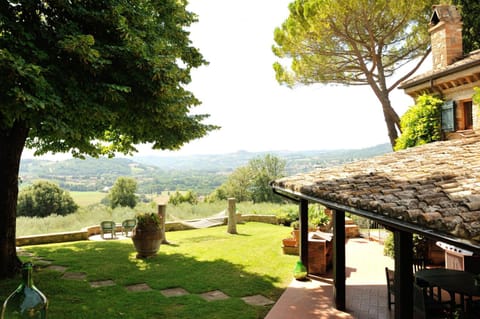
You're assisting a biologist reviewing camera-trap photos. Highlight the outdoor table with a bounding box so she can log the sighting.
[415,268,480,314]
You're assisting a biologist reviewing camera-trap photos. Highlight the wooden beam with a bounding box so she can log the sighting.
[299,199,309,268]
[333,209,346,311]
[394,230,413,319]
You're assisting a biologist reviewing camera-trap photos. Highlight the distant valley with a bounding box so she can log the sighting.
[19,143,392,195]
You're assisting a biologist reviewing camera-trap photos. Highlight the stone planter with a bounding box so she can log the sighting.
[282,238,297,247]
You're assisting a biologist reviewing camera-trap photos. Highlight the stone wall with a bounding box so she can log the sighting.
[16,231,89,246]
[15,214,280,246]
[16,214,359,246]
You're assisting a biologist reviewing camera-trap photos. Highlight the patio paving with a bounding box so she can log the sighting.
[265,237,395,319]
[88,233,129,241]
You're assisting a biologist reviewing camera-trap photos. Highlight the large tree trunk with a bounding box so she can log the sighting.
[0,121,29,279]
[370,83,401,149]
[381,99,401,149]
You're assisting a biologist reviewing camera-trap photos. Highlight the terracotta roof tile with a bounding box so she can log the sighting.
[272,135,480,247]
[400,50,480,88]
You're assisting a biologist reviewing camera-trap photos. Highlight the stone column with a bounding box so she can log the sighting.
[157,204,170,244]
[227,198,237,234]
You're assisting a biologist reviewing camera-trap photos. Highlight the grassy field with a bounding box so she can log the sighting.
[70,191,106,206]
[3,223,297,319]
[16,201,297,237]
[69,191,165,206]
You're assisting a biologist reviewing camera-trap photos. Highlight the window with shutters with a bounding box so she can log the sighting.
[441,101,455,132]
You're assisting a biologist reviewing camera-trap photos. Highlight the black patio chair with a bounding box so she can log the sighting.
[385,267,395,310]
[413,282,450,319]
[413,257,427,273]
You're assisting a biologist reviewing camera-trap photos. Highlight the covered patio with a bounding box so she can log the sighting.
[266,237,395,319]
[271,135,480,319]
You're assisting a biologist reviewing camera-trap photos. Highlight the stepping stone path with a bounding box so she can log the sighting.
[241,295,275,306]
[160,288,189,297]
[45,265,67,272]
[90,280,116,288]
[16,248,34,257]
[125,283,152,292]
[200,290,230,302]
[33,258,53,267]
[20,249,275,309]
[62,272,87,280]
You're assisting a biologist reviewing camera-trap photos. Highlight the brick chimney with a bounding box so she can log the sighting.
[429,5,463,70]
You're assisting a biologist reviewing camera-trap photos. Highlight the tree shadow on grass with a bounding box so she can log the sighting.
[8,239,287,319]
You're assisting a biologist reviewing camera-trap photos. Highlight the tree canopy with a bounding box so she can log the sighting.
[452,0,480,53]
[108,177,138,209]
[0,0,216,278]
[17,181,78,217]
[248,154,286,203]
[209,154,286,203]
[1,0,216,157]
[273,0,436,147]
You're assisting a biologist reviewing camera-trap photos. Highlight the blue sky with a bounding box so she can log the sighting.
[24,0,428,160]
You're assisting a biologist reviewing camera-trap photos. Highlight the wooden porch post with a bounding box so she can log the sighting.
[299,199,309,268]
[333,209,346,310]
[394,230,413,319]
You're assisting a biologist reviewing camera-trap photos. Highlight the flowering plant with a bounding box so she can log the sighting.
[135,212,161,231]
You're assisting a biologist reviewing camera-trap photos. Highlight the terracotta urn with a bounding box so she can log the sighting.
[131,213,162,258]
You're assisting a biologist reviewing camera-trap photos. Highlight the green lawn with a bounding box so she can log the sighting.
[2,223,297,319]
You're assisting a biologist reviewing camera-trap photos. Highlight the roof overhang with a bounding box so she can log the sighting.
[399,53,480,97]
[272,184,480,253]
[271,136,480,254]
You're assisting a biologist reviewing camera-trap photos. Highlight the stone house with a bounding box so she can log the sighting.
[399,4,480,139]
[270,5,480,319]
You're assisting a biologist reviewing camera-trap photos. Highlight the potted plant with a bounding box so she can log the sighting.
[291,221,300,244]
[131,212,162,258]
[309,204,331,232]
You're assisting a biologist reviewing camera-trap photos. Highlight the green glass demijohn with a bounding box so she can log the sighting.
[293,260,308,281]
[1,263,48,319]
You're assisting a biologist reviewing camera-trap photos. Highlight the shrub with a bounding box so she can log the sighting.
[383,232,394,257]
[168,190,198,205]
[394,94,443,151]
[383,232,428,258]
[276,206,299,226]
[474,87,480,105]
